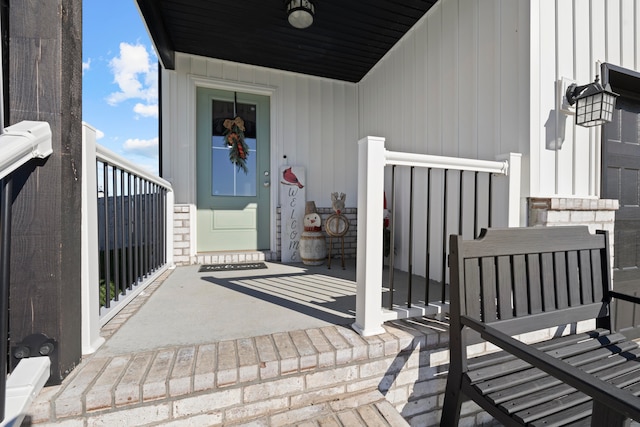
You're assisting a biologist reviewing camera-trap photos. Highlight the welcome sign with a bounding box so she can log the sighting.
[279,166,306,262]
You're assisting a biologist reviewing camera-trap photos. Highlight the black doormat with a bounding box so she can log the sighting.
[198,262,268,272]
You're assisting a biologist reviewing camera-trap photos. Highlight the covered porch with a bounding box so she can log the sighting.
[28,261,460,427]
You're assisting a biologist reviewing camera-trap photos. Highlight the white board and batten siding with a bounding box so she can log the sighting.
[358,0,529,278]
[160,53,359,250]
[361,0,640,201]
[531,0,640,198]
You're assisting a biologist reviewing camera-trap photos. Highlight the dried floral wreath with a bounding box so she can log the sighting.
[223,116,249,173]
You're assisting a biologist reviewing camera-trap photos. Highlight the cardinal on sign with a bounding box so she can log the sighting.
[281,167,304,188]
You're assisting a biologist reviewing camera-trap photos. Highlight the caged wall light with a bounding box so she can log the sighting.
[565,75,619,127]
[286,0,315,29]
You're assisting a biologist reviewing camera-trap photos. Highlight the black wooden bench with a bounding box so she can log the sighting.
[441,226,640,426]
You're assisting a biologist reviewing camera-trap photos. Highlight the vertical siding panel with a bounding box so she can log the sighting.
[458,0,478,158]
[441,0,459,157]
[403,33,416,153]
[477,0,497,160]
[427,4,442,156]
[606,0,621,66]
[499,0,520,160]
[591,0,607,67]
[556,0,575,196]
[573,1,593,197]
[346,84,359,198]
[538,1,557,195]
[636,2,640,70]
[320,79,334,201]
[332,84,347,199]
[414,18,428,152]
[620,0,635,69]
[295,76,310,177]
[281,73,297,163]
[307,78,322,202]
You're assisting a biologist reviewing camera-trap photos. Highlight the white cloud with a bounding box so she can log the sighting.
[133,102,158,118]
[83,59,91,75]
[123,137,158,159]
[106,42,158,116]
[95,129,105,140]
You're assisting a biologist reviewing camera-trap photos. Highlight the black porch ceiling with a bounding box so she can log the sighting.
[135,0,439,83]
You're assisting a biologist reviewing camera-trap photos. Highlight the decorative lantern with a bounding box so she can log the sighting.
[566,77,619,127]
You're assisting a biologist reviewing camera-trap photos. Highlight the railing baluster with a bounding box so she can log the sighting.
[408,167,414,308]
[474,171,479,238]
[488,173,494,227]
[0,177,13,421]
[127,173,133,289]
[119,169,126,293]
[388,165,396,310]
[441,169,449,303]
[425,168,431,304]
[103,163,111,307]
[112,165,120,301]
[458,170,464,237]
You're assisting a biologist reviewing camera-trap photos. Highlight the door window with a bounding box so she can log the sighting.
[211,100,257,196]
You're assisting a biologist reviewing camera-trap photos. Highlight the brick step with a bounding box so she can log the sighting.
[222,389,408,427]
[29,320,451,426]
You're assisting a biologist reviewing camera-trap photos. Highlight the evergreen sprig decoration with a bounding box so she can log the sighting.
[223,116,249,173]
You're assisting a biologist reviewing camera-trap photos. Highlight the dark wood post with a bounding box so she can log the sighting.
[7,0,82,384]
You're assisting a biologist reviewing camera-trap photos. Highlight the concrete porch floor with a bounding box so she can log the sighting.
[26,260,467,426]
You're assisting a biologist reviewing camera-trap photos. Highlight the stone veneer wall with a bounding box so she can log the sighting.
[276,207,358,261]
[528,197,619,268]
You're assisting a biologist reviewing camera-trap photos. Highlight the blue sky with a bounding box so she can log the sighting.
[83,0,159,175]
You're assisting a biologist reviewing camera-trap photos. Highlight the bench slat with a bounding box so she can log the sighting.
[481,257,497,322]
[528,253,543,314]
[527,400,592,427]
[579,249,594,304]
[497,255,513,319]
[470,332,628,387]
[554,251,569,309]
[541,252,556,310]
[487,343,640,405]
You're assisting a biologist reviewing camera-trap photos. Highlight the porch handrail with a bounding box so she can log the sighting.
[81,122,174,355]
[95,144,172,190]
[385,150,509,174]
[0,120,52,424]
[0,121,52,180]
[353,136,522,337]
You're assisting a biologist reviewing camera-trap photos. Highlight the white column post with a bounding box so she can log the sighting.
[352,136,387,336]
[81,123,105,354]
[507,152,522,227]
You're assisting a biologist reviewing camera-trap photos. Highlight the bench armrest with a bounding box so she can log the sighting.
[461,314,640,422]
[611,290,640,306]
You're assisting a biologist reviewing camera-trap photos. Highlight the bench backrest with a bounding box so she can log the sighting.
[449,226,611,336]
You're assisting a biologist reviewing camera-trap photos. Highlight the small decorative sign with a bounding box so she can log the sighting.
[280,166,306,262]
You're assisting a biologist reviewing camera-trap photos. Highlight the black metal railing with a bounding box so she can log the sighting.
[96,160,168,312]
[385,165,509,311]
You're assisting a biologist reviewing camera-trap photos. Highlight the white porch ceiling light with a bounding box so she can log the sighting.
[565,76,619,127]
[286,0,315,29]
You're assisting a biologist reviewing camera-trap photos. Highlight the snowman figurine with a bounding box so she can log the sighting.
[304,211,322,232]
